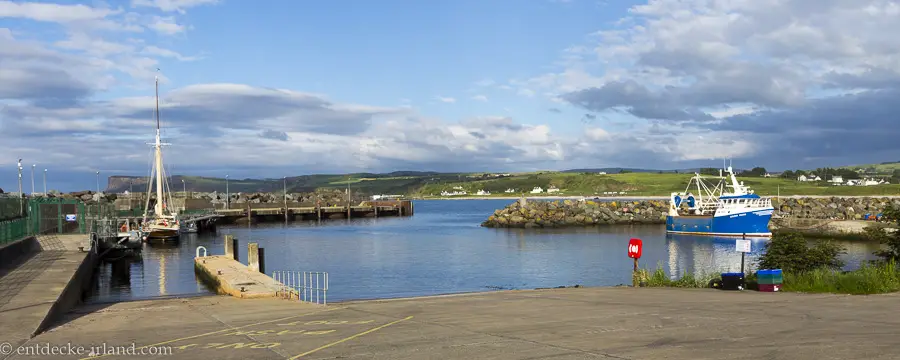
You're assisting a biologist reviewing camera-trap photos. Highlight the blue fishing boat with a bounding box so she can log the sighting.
[666,166,774,237]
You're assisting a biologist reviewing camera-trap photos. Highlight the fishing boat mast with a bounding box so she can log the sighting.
[153,75,165,217]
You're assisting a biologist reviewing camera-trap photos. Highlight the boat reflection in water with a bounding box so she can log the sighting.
[664,233,767,280]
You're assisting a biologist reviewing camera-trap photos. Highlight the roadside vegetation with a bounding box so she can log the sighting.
[641,207,900,295]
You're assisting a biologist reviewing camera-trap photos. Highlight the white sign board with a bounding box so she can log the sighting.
[735,239,751,253]
[65,214,77,222]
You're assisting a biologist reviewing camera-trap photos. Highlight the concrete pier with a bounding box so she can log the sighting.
[214,200,414,224]
[0,234,96,350]
[194,254,281,299]
[12,286,900,360]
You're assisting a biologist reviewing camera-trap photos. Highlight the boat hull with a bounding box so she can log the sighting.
[666,209,773,237]
[145,228,180,240]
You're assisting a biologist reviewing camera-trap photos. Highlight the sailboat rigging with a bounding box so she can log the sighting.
[141,74,180,240]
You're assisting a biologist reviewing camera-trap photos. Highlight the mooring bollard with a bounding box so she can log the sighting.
[224,234,235,259]
[248,242,260,273]
[258,247,265,274]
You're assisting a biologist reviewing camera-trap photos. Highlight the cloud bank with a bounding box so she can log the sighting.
[2,0,899,189]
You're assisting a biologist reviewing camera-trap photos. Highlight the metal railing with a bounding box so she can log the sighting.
[272,271,329,305]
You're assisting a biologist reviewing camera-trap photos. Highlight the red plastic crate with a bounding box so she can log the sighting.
[758,284,781,292]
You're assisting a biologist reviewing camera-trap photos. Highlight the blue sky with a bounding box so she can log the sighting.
[2,0,900,192]
[140,0,620,130]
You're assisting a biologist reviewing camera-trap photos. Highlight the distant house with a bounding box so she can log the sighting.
[476,190,491,196]
[504,188,516,193]
[547,186,560,193]
[598,172,607,175]
[530,187,544,194]
[797,175,808,182]
[863,178,887,186]
[830,176,843,184]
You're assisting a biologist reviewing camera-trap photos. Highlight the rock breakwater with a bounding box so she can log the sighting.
[481,198,669,228]
[482,196,900,228]
[774,197,900,220]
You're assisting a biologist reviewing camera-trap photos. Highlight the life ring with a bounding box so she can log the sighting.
[120,224,127,232]
[162,219,168,226]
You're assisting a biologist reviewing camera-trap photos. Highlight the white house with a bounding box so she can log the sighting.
[797,175,808,182]
[476,190,491,196]
[863,178,888,186]
[504,188,516,193]
[830,176,843,184]
[530,187,544,194]
[547,186,560,193]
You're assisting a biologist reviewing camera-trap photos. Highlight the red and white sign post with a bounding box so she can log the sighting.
[627,238,643,286]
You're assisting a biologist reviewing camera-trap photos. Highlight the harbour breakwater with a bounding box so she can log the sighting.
[34,188,369,208]
[481,197,900,228]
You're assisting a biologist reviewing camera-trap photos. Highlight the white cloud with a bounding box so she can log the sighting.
[435,96,456,103]
[3,0,899,180]
[141,45,199,61]
[0,0,117,23]
[148,16,186,35]
[131,0,218,13]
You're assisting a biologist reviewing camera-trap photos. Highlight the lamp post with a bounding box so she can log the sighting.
[43,169,47,195]
[31,164,35,195]
[95,171,100,194]
[283,176,287,223]
[182,179,186,196]
[17,159,23,215]
[225,175,229,210]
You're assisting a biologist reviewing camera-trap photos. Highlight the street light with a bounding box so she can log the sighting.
[95,171,100,194]
[182,179,186,196]
[225,175,229,209]
[17,159,22,195]
[31,164,35,195]
[43,169,47,195]
[17,159,23,215]
[283,176,287,222]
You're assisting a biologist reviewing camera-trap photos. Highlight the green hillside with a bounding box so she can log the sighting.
[413,172,900,197]
[840,161,900,174]
[106,163,900,197]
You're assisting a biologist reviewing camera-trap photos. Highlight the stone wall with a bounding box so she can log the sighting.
[482,197,900,228]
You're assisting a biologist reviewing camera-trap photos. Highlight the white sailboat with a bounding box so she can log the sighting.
[141,74,180,240]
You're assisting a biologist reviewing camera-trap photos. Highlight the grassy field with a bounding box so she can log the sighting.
[413,172,900,197]
[107,169,900,196]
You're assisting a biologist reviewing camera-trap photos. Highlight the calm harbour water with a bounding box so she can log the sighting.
[86,199,882,304]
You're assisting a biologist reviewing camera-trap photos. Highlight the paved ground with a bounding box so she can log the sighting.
[0,235,91,353]
[5,286,900,360]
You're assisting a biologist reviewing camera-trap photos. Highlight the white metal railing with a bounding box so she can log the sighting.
[272,271,329,305]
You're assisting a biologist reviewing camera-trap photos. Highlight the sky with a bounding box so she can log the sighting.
[2,0,900,192]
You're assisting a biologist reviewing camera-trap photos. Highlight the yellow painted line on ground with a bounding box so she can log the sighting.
[79,307,342,360]
[290,316,414,359]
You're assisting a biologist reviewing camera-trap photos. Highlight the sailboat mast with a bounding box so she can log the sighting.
[154,76,165,216]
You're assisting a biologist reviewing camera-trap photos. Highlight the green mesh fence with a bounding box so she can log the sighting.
[0,217,28,245]
[0,195,24,221]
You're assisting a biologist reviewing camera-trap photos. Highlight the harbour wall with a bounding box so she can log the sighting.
[481,197,900,229]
